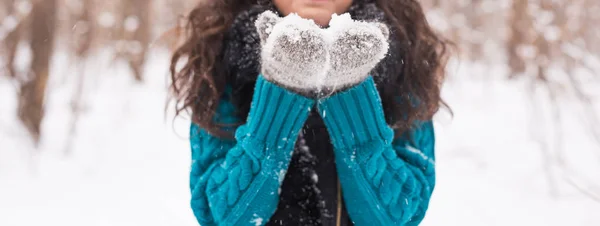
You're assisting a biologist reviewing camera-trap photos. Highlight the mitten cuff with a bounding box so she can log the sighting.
[317,76,394,150]
[235,75,315,151]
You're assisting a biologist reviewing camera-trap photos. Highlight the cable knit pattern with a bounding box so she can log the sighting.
[189,75,314,226]
[317,76,436,226]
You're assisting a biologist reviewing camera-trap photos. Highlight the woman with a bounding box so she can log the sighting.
[170,0,448,225]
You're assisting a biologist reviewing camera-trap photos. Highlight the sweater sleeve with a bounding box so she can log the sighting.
[316,76,436,226]
[189,75,314,226]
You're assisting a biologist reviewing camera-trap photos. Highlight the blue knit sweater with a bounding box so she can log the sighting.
[189,75,436,226]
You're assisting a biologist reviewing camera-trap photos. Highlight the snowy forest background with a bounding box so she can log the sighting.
[1,0,599,225]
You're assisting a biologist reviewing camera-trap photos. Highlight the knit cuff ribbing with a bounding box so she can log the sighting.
[235,75,315,151]
[317,77,394,151]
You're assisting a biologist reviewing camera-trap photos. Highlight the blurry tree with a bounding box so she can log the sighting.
[583,0,600,55]
[421,0,506,63]
[18,0,57,145]
[64,0,95,154]
[68,0,94,57]
[1,0,31,78]
[154,0,188,51]
[506,0,532,76]
[116,0,151,82]
[421,0,600,199]
[509,0,600,199]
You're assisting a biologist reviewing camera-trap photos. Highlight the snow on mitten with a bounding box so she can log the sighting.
[324,13,390,92]
[255,11,329,94]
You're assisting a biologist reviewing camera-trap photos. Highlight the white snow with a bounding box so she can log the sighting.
[1,50,599,226]
[261,12,388,91]
[422,60,600,226]
[0,48,195,226]
[327,13,354,32]
[3,15,18,31]
[405,145,435,166]
[15,0,32,15]
[311,172,319,183]
[250,214,263,226]
[258,11,332,91]
[124,16,140,32]
[278,169,286,183]
[268,13,317,42]
[97,11,116,28]
[323,13,390,90]
[263,12,318,53]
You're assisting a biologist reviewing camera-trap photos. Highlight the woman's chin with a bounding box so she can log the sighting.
[295,9,334,27]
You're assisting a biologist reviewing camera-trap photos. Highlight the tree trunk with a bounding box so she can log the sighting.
[65,0,95,155]
[507,0,532,77]
[121,0,151,82]
[3,0,24,78]
[466,0,483,61]
[18,0,57,145]
[73,0,94,57]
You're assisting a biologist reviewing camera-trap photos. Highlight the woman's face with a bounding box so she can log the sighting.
[273,0,353,27]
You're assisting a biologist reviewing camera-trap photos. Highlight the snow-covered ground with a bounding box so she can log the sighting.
[1,49,599,226]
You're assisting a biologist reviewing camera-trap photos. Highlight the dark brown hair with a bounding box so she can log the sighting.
[170,0,450,138]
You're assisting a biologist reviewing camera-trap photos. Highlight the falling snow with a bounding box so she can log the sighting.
[1,2,599,225]
[250,214,263,226]
[277,169,286,183]
[311,172,319,183]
